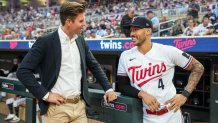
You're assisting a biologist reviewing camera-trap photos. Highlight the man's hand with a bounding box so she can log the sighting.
[103,91,117,103]
[46,92,66,105]
[165,94,187,112]
[138,91,160,112]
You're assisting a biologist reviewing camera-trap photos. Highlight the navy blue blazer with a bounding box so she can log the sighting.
[16,30,112,115]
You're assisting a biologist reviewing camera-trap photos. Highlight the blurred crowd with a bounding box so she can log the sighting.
[0,6,59,40]
[0,0,218,40]
[167,0,218,37]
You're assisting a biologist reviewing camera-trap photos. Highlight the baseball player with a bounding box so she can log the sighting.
[117,16,204,123]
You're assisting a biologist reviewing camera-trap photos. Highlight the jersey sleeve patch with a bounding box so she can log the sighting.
[183,56,193,69]
[182,52,191,59]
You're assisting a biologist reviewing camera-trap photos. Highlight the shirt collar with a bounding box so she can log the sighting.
[58,26,78,43]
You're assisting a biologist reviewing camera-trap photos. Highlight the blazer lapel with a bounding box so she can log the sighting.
[75,37,85,75]
[52,30,62,78]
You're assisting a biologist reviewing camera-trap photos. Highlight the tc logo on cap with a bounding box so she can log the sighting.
[132,17,137,23]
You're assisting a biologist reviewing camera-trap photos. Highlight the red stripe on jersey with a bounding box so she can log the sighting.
[184,57,193,69]
[138,74,162,87]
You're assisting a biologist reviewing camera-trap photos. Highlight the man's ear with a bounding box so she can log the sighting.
[65,18,74,26]
[145,28,152,35]
[65,18,70,26]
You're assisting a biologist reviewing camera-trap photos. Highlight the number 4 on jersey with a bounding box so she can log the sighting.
[158,78,165,90]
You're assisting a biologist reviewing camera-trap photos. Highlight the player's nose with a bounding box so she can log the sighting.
[131,34,136,38]
[130,32,134,37]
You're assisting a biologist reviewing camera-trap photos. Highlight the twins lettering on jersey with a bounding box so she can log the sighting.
[128,62,166,88]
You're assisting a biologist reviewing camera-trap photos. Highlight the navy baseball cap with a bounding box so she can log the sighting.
[130,16,153,29]
[90,29,97,34]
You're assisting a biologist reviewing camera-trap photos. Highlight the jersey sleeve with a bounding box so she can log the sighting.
[117,53,128,76]
[168,46,193,69]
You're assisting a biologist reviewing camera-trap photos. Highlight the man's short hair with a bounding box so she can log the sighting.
[203,16,209,20]
[128,7,135,13]
[146,11,154,15]
[60,1,85,25]
[70,0,86,6]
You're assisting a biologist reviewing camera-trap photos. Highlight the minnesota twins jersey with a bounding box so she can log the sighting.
[117,43,193,109]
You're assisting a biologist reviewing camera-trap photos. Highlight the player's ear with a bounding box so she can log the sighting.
[145,28,152,35]
[148,28,152,34]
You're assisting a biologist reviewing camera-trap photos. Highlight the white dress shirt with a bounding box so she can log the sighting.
[51,26,81,98]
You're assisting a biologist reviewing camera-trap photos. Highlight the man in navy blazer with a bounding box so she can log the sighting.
[16,1,117,122]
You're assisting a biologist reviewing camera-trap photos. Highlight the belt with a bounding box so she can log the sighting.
[146,106,169,115]
[65,96,81,104]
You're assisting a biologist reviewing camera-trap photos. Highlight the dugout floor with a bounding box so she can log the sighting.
[0,114,24,123]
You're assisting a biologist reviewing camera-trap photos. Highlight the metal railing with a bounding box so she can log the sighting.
[85,4,211,23]
[0,76,145,123]
[156,2,218,37]
[158,18,183,37]
[0,77,36,123]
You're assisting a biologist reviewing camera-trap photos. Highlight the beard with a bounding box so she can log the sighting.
[135,36,146,46]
